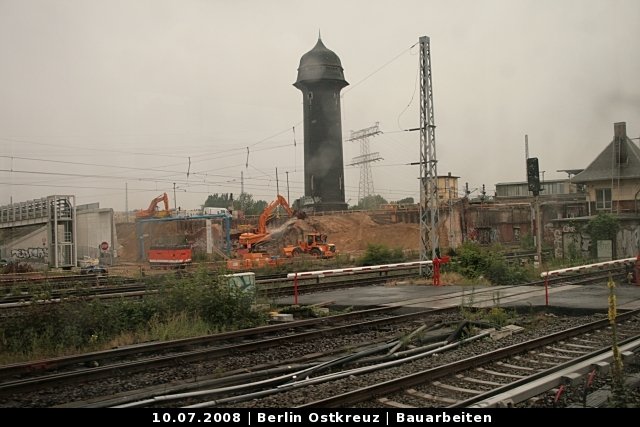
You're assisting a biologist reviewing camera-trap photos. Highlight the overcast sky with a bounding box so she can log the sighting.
[1,0,639,212]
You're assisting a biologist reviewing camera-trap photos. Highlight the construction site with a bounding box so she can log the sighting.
[1,35,639,273]
[114,193,420,270]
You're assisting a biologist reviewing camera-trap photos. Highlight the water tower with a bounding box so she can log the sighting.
[294,36,349,211]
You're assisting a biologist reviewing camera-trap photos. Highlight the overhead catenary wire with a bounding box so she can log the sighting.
[341,42,417,97]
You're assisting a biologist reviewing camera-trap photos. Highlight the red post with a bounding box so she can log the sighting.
[293,272,299,305]
[586,368,597,389]
[432,257,441,286]
[544,272,550,306]
[554,384,565,405]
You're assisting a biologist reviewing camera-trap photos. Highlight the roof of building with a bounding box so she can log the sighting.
[294,37,348,87]
[496,179,566,186]
[572,122,640,183]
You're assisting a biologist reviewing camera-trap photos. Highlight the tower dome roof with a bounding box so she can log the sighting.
[294,37,348,86]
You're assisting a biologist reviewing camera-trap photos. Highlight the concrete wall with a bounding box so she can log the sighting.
[76,208,117,261]
[462,203,532,246]
[6,226,48,263]
[2,208,117,265]
[550,218,640,260]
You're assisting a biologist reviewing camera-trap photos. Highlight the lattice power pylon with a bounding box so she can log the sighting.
[347,122,382,209]
[419,36,439,276]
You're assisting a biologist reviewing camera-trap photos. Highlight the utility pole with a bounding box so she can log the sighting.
[173,182,177,212]
[535,195,542,269]
[524,134,529,179]
[418,35,439,276]
[240,171,244,212]
[286,171,290,204]
[125,182,129,222]
[276,167,279,196]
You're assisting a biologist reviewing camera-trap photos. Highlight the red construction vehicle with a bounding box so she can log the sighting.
[282,232,336,259]
[136,193,171,219]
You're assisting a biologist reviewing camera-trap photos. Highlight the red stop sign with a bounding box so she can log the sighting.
[100,241,109,251]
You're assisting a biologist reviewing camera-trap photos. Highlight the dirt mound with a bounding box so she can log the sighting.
[307,213,419,253]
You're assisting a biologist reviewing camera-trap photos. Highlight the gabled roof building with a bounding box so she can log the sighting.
[572,122,640,215]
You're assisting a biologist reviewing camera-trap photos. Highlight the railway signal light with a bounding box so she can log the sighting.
[527,157,541,196]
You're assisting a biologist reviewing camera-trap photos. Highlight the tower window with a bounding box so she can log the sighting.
[595,188,611,210]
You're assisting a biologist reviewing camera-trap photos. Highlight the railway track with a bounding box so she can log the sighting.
[82,310,638,409]
[0,306,458,401]
[0,264,427,309]
[296,309,640,408]
[1,263,636,408]
[0,264,629,310]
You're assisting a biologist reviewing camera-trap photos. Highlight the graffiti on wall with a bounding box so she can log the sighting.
[554,225,577,259]
[618,226,640,258]
[11,247,48,259]
[468,227,478,242]
[466,227,497,245]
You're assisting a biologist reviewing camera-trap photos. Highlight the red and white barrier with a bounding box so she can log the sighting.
[286,261,433,279]
[541,257,637,278]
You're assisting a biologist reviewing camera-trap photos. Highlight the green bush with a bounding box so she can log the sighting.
[356,244,405,266]
[0,267,267,360]
[450,242,533,285]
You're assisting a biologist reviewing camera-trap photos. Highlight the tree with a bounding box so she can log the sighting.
[394,197,415,205]
[203,193,233,208]
[247,200,267,216]
[585,212,620,258]
[356,194,388,210]
[225,193,268,216]
[233,193,253,213]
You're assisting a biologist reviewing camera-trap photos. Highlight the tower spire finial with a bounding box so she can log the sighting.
[318,29,321,40]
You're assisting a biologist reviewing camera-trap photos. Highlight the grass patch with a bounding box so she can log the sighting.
[458,287,517,328]
[439,271,492,286]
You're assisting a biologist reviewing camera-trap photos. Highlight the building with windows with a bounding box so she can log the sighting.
[571,122,640,215]
[549,122,640,260]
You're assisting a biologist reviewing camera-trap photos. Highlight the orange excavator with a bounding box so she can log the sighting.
[136,192,171,219]
[237,194,293,252]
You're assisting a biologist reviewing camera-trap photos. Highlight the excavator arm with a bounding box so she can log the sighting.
[238,194,293,250]
[136,193,171,219]
[256,194,293,234]
[148,193,169,212]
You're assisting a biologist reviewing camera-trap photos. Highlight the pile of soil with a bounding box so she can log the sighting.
[306,213,420,254]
